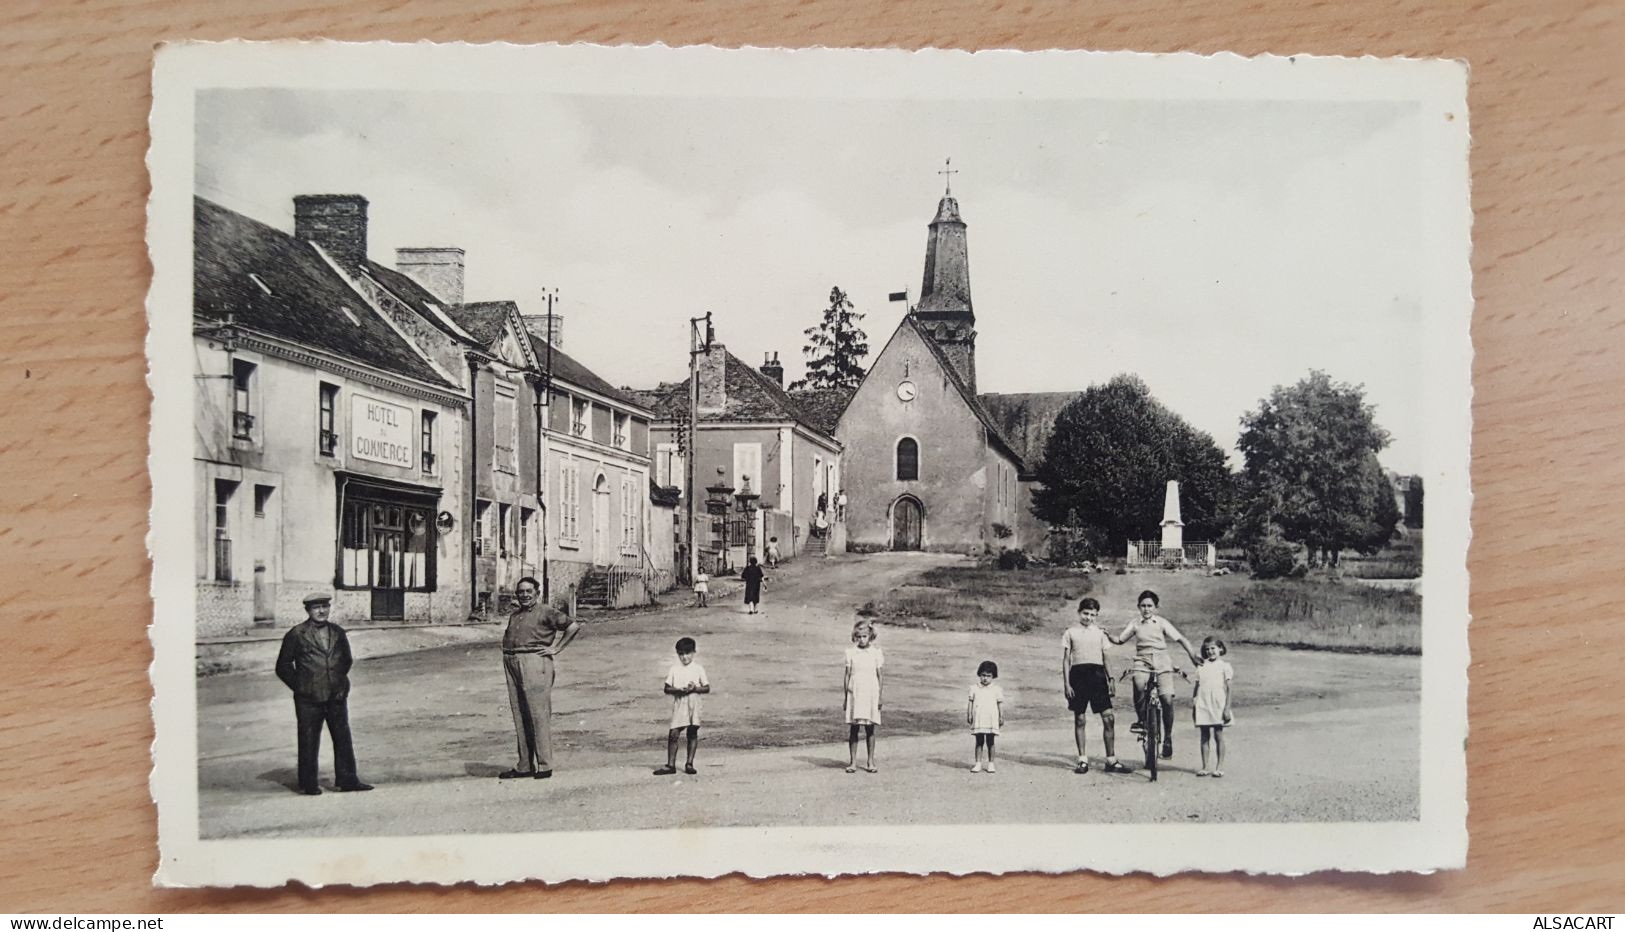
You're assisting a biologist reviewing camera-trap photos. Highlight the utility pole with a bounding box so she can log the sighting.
[686,312,712,586]
[535,287,558,601]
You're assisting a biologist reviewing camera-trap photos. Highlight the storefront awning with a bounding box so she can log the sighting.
[337,471,443,505]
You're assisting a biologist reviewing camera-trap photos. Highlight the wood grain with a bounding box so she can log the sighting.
[2,0,1622,913]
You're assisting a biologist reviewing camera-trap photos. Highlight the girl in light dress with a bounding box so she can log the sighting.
[1192,636,1234,777]
[843,620,883,773]
[967,660,1005,774]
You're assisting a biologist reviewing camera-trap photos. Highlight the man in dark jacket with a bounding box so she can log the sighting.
[275,593,372,796]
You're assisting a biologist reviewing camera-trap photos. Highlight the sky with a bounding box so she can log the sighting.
[196,88,1427,473]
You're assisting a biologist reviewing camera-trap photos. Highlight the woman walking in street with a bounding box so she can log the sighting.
[741,555,766,614]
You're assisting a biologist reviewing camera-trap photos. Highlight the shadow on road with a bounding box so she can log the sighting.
[463,761,508,778]
[981,750,1078,771]
[792,754,852,770]
[255,768,300,792]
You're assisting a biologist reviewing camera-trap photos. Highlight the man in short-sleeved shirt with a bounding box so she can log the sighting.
[1061,598,1125,773]
[499,576,581,779]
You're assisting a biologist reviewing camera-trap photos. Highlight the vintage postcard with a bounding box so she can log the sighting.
[147,42,1471,886]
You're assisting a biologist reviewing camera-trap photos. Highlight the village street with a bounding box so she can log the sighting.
[196,553,1420,838]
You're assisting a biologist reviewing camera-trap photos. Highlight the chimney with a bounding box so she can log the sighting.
[395,247,465,304]
[293,195,369,268]
[759,351,783,387]
[521,312,565,350]
[696,343,727,413]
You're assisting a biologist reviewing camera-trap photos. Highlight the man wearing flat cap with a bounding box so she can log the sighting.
[275,592,372,795]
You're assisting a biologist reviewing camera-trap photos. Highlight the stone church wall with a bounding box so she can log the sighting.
[839,323,1007,554]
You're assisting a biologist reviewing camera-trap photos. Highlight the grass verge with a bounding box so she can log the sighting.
[1215,580,1420,654]
[858,565,1093,633]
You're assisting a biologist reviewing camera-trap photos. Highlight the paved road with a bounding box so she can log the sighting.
[197,552,1419,837]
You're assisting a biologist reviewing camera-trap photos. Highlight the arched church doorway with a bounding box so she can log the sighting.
[891,496,923,551]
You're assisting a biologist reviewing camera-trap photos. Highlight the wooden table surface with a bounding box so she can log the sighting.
[2,0,1622,914]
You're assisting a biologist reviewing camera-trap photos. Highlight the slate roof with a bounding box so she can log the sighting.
[444,301,518,348]
[526,333,644,411]
[788,386,857,436]
[627,351,838,443]
[977,391,1083,470]
[360,262,476,342]
[418,290,642,412]
[193,197,452,388]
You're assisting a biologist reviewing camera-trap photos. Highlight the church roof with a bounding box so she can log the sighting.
[847,315,1025,472]
[977,391,1083,471]
[917,194,974,317]
[192,196,453,388]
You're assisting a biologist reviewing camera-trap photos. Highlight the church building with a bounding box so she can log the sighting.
[834,187,1034,553]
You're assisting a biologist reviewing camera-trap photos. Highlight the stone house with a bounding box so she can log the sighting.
[631,341,844,569]
[192,196,470,635]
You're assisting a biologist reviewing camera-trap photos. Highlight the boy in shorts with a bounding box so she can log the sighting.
[1062,598,1128,773]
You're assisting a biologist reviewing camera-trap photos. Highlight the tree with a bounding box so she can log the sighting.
[788,286,869,391]
[1031,375,1235,554]
[1236,370,1400,566]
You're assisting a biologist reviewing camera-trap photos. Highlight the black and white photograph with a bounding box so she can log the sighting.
[147,42,1471,885]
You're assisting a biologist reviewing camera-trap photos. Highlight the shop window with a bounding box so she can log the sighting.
[339,497,434,590]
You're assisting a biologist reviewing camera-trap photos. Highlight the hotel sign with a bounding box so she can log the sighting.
[351,394,415,469]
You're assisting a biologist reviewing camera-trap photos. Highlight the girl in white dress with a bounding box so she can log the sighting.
[843,620,883,773]
[1191,636,1234,777]
[967,660,1006,773]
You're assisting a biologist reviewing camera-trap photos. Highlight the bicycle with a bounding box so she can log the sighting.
[1120,666,1188,782]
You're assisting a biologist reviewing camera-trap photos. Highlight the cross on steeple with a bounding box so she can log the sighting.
[938,157,959,195]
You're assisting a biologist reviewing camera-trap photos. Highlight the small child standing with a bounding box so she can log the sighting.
[655,637,710,776]
[967,660,1006,773]
[1192,636,1233,778]
[843,620,883,773]
[692,569,709,607]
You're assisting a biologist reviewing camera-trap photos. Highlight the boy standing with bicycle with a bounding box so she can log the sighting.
[1110,589,1201,760]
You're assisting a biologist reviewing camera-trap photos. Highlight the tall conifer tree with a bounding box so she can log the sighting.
[789,286,869,391]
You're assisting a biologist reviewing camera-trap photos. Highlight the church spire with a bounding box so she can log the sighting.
[915,161,977,390]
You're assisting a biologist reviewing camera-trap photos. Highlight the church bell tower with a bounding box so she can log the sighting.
[915,160,978,391]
